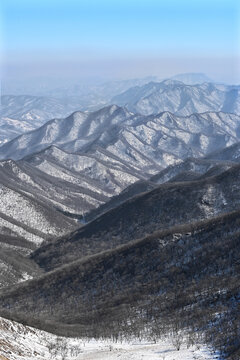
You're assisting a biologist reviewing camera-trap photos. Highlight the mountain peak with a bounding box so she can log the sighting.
[170,72,212,85]
[112,80,239,116]
[161,79,184,86]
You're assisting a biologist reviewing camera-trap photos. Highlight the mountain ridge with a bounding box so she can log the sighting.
[31,163,240,271]
[112,80,240,116]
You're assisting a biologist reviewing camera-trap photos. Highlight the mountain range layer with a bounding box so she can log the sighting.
[0,104,240,292]
[1,77,240,145]
[0,77,157,143]
[1,106,240,172]
[0,95,88,144]
[1,148,236,288]
[113,80,240,116]
[31,163,240,271]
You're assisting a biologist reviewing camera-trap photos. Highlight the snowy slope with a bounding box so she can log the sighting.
[0,159,79,245]
[0,316,219,360]
[112,80,240,116]
[0,105,131,160]
[1,106,240,174]
[1,106,240,264]
[0,150,145,288]
[0,145,146,251]
[151,157,234,184]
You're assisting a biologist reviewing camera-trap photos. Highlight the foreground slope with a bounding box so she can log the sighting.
[31,164,240,270]
[0,210,239,358]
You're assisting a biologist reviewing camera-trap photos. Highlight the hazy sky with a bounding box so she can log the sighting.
[1,0,240,92]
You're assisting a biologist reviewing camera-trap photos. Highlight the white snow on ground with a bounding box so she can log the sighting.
[0,185,55,236]
[0,316,221,360]
[18,272,34,283]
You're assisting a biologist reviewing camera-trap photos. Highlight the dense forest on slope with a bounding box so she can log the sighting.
[32,164,240,271]
[0,210,239,358]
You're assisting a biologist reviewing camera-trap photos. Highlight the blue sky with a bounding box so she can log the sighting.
[1,0,240,87]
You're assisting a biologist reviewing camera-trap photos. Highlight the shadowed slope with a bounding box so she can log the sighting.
[0,210,239,358]
[32,164,240,271]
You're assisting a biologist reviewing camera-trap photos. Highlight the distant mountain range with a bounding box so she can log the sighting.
[169,72,212,84]
[0,77,158,143]
[0,95,91,144]
[1,74,239,144]
[112,80,240,116]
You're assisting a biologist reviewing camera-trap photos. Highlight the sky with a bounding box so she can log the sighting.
[0,0,240,93]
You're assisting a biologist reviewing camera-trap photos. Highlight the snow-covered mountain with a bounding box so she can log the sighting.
[0,95,84,121]
[2,77,238,144]
[1,106,240,173]
[24,145,144,204]
[170,72,212,84]
[1,105,239,256]
[112,80,240,116]
[1,70,240,360]
[0,144,148,288]
[0,77,158,144]
[0,159,78,244]
[0,145,145,245]
[0,95,89,144]
[0,157,80,287]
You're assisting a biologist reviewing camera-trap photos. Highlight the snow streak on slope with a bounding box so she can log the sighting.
[0,316,219,360]
[26,145,141,197]
[0,185,59,241]
[0,160,78,245]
